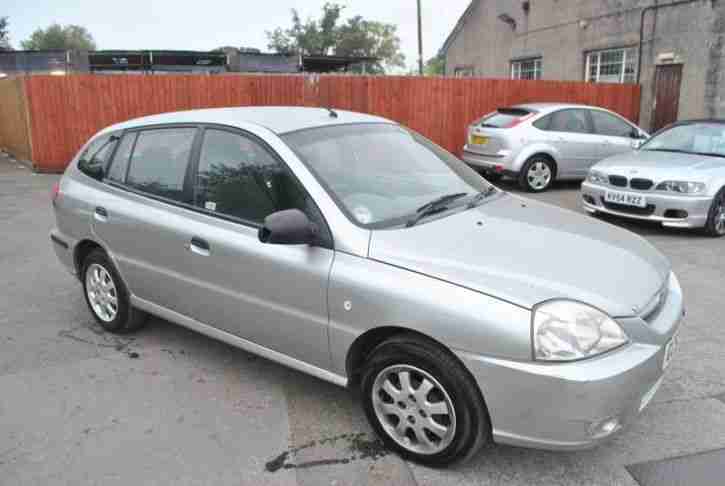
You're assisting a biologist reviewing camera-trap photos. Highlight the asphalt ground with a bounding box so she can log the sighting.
[1,153,724,485]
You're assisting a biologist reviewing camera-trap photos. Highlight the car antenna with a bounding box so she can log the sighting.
[325,107,338,118]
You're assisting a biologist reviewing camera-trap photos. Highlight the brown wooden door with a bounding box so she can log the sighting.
[652,64,683,132]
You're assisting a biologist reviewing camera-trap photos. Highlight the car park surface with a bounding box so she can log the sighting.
[2,150,725,484]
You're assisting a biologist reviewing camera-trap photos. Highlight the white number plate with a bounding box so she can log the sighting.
[663,331,679,370]
[605,190,647,208]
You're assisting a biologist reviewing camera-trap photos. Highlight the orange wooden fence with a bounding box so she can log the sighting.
[16,74,641,172]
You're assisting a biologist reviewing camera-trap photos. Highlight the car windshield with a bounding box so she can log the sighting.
[642,123,725,157]
[282,123,493,228]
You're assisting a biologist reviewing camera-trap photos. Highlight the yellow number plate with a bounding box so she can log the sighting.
[471,135,489,145]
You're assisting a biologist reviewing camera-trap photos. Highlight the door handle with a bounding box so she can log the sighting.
[188,236,211,256]
[94,206,108,222]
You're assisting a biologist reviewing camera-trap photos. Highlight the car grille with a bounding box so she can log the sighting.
[601,197,656,215]
[609,175,628,187]
[630,178,654,190]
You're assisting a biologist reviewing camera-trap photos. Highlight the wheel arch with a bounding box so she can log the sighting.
[73,239,105,278]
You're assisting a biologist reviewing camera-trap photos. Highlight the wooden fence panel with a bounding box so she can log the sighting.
[0,77,33,162]
[19,74,641,172]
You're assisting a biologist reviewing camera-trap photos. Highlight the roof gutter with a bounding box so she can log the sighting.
[637,0,704,83]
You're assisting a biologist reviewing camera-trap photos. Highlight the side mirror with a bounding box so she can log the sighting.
[258,209,318,245]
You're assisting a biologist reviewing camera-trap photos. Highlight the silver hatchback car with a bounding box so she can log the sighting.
[51,107,682,466]
[462,103,648,192]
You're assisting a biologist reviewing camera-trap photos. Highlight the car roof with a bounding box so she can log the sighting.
[100,106,394,136]
[511,103,606,113]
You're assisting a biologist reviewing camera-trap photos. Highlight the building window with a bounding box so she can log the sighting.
[454,66,475,77]
[585,47,637,84]
[511,58,542,80]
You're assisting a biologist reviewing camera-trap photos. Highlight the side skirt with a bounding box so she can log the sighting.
[131,296,349,388]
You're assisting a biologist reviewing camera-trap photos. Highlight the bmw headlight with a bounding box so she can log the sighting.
[655,181,706,194]
[533,300,629,361]
[587,170,608,185]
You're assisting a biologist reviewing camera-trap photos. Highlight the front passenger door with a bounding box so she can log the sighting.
[181,127,335,370]
[590,110,640,161]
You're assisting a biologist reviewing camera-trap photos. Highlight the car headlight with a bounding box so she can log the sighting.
[587,170,608,185]
[655,181,706,194]
[533,300,629,361]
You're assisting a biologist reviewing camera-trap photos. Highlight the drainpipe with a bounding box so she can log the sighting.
[637,0,705,83]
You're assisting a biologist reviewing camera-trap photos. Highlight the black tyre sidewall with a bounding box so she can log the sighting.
[704,187,725,237]
[519,157,554,192]
[81,249,132,332]
[360,338,489,467]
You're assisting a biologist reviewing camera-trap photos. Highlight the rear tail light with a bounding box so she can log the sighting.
[51,181,61,204]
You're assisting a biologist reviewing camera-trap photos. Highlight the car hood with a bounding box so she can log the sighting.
[369,194,670,317]
[593,150,725,180]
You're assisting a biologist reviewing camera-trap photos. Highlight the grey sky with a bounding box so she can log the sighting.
[4,1,470,70]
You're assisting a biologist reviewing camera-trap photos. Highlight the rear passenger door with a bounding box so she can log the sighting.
[92,125,201,315]
[589,110,639,161]
[535,109,600,177]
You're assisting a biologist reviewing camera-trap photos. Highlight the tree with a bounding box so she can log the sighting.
[424,54,445,76]
[266,2,405,74]
[21,23,96,50]
[0,17,10,50]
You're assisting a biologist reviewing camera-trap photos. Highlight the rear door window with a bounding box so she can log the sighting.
[590,110,634,138]
[126,127,197,202]
[194,129,310,225]
[544,109,592,134]
[106,132,137,183]
[78,135,118,181]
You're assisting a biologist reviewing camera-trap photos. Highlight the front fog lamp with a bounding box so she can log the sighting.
[655,181,706,194]
[533,300,629,361]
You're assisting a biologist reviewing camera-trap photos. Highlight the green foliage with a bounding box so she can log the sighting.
[20,23,96,51]
[266,2,405,74]
[424,54,445,76]
[0,17,10,50]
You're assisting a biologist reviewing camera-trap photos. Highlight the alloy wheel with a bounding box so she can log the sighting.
[371,365,456,455]
[85,263,118,322]
[715,194,725,235]
[527,161,552,190]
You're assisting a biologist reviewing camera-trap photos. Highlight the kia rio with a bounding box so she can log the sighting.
[51,107,683,466]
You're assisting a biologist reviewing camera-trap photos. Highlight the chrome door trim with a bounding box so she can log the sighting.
[131,295,349,388]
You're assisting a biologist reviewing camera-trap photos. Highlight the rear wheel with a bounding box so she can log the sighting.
[704,187,725,237]
[360,334,490,467]
[519,156,555,192]
[82,249,148,333]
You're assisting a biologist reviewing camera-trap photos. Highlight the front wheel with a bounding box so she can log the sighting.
[704,187,725,237]
[360,334,490,467]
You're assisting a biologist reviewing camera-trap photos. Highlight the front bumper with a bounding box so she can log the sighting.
[581,181,713,228]
[457,284,684,451]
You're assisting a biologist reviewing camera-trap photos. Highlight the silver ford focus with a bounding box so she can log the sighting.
[582,120,725,236]
[51,107,683,466]
[462,103,648,192]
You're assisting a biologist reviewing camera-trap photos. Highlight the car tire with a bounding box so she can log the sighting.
[704,187,725,237]
[519,156,555,192]
[81,249,148,333]
[360,333,490,467]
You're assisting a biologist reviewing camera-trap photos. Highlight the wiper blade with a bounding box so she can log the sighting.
[467,186,498,208]
[693,152,725,159]
[643,148,690,154]
[406,192,468,228]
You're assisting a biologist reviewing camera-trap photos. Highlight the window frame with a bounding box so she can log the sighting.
[103,122,333,249]
[584,46,638,84]
[510,57,542,80]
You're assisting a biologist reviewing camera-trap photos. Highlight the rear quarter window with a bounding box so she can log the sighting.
[77,135,118,181]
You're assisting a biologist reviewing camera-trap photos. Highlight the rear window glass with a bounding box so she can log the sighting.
[478,108,533,128]
[126,128,197,202]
